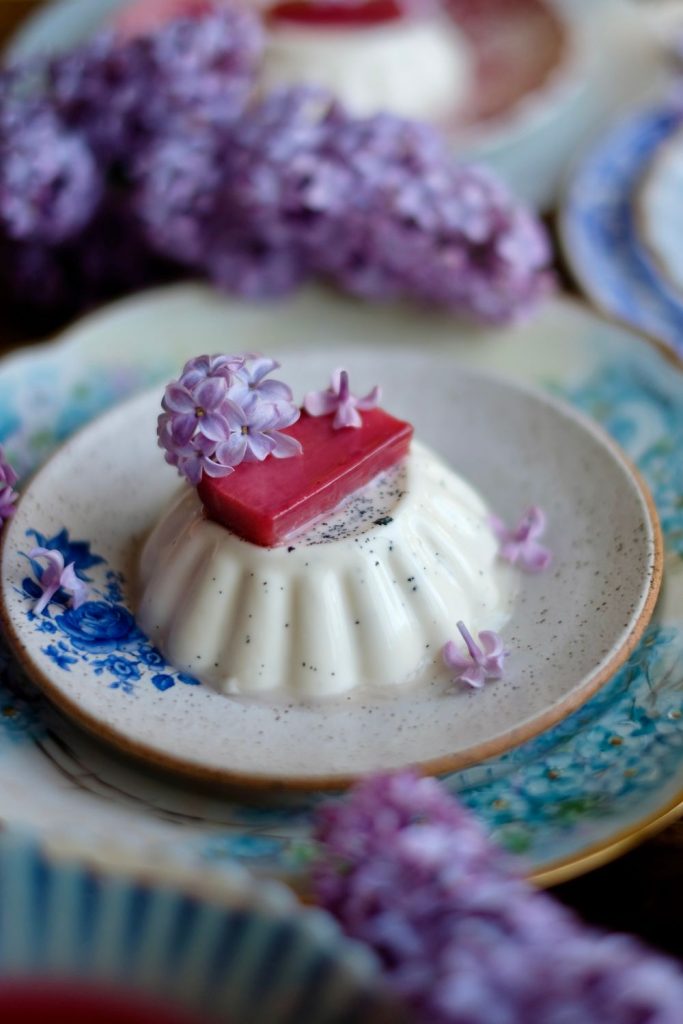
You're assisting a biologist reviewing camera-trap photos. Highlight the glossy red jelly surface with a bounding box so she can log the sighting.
[113,0,212,38]
[268,0,404,28]
[198,408,413,547]
[0,981,202,1024]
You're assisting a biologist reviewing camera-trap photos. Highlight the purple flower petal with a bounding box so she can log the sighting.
[243,431,275,463]
[198,411,231,442]
[519,542,552,573]
[303,390,338,417]
[163,383,196,414]
[267,430,303,459]
[194,375,227,411]
[214,433,248,466]
[60,562,90,609]
[170,413,198,447]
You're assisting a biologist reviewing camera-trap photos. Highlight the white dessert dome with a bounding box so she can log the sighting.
[137,441,514,699]
[261,11,473,122]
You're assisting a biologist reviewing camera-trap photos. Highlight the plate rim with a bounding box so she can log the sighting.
[0,360,664,791]
[557,103,683,353]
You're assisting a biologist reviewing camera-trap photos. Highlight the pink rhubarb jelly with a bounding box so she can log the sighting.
[197,408,413,547]
[267,0,404,28]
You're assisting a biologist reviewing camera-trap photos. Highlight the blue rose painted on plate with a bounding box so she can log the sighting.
[17,528,200,695]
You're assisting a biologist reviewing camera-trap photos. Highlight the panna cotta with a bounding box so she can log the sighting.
[262,1,473,121]
[137,441,514,698]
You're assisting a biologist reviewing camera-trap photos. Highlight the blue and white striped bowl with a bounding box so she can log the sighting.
[0,830,397,1023]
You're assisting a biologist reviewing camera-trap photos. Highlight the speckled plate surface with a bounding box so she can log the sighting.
[0,286,682,886]
[560,104,683,356]
[0,360,661,786]
[5,0,663,210]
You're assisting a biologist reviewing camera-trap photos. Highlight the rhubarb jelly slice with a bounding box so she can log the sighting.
[197,408,413,547]
[267,0,404,29]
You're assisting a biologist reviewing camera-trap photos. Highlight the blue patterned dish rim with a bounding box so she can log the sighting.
[0,283,682,887]
[560,102,683,356]
[0,827,395,1024]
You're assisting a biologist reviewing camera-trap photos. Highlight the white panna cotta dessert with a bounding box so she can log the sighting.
[261,2,473,122]
[138,441,515,699]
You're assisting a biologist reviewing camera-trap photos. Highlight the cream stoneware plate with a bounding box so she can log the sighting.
[0,354,662,787]
[5,0,663,210]
[0,285,682,887]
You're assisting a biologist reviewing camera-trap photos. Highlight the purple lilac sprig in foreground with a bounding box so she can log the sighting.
[0,446,18,528]
[442,621,507,689]
[314,772,683,1024]
[158,353,302,485]
[29,547,90,615]
[304,368,381,429]
[490,505,552,573]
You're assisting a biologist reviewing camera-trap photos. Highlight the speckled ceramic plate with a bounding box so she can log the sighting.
[5,0,663,210]
[0,360,662,786]
[0,285,682,886]
[560,104,683,356]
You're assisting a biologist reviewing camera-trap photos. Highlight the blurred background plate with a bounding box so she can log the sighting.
[0,284,682,887]
[3,0,665,210]
[0,828,395,1024]
[560,104,683,356]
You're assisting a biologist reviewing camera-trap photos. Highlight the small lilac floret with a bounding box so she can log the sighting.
[0,446,18,528]
[304,368,381,429]
[29,546,89,615]
[442,620,507,689]
[490,505,552,573]
[158,351,301,484]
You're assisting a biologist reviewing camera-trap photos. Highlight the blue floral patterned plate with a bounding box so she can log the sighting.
[560,103,683,356]
[0,361,661,787]
[0,283,682,886]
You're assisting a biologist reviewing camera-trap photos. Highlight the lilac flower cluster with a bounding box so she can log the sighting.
[0,446,18,527]
[48,4,263,165]
[0,3,262,326]
[137,88,553,321]
[0,83,101,246]
[314,773,683,1024]
[158,353,302,485]
[0,4,553,327]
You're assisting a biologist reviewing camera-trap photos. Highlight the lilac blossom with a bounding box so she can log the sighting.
[29,547,89,615]
[49,5,262,165]
[442,621,507,689]
[214,396,302,464]
[0,446,18,527]
[304,368,381,429]
[229,356,295,404]
[490,505,552,573]
[0,93,102,245]
[162,376,233,446]
[158,352,301,484]
[314,772,683,1024]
